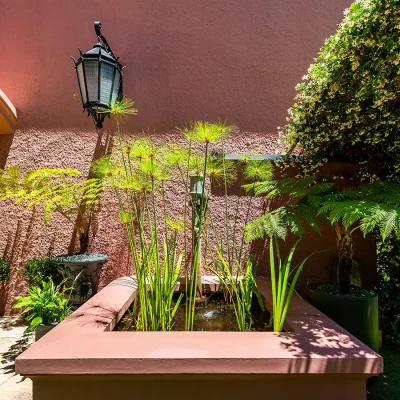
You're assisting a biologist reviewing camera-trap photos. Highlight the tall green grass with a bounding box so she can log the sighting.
[269,238,314,332]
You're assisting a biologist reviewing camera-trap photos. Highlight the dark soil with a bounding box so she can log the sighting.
[310,283,376,299]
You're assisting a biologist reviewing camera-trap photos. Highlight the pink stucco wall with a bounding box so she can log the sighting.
[0,0,363,314]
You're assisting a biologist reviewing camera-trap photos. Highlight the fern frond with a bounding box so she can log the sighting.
[244,208,288,241]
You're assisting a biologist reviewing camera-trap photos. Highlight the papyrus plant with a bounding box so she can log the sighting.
[205,156,272,330]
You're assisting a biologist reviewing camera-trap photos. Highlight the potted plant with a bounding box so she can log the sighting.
[13,279,72,341]
[0,166,107,305]
[245,178,400,350]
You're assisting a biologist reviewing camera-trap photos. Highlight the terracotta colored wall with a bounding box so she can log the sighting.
[0,0,364,314]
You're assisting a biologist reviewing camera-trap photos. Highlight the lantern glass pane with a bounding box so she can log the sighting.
[111,69,121,105]
[76,63,87,104]
[84,60,99,102]
[100,62,115,105]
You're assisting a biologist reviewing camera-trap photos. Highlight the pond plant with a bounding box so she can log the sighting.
[204,155,273,330]
[93,101,273,331]
[268,238,317,332]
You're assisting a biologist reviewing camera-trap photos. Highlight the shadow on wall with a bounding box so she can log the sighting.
[67,128,113,254]
[0,208,56,315]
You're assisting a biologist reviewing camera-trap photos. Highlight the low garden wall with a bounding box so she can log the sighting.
[16,276,383,400]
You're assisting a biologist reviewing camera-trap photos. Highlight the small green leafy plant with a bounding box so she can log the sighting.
[13,279,72,333]
[21,257,62,287]
[0,258,11,281]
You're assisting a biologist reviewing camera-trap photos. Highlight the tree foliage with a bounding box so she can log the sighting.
[245,178,400,294]
[280,0,400,180]
[245,179,400,242]
[0,166,103,253]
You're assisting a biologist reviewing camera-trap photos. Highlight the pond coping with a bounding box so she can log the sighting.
[16,275,383,376]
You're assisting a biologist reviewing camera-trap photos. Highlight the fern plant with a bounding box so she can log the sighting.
[245,178,400,294]
[0,166,103,254]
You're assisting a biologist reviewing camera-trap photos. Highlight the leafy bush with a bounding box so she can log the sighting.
[280,0,400,180]
[21,257,62,287]
[13,279,72,332]
[0,258,11,281]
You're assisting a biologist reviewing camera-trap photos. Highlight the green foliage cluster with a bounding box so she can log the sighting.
[13,279,72,332]
[21,257,62,287]
[0,166,103,253]
[245,177,400,294]
[94,112,271,331]
[280,0,400,180]
[0,258,11,281]
[245,179,400,241]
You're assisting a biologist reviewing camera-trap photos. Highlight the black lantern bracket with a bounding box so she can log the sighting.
[94,21,119,63]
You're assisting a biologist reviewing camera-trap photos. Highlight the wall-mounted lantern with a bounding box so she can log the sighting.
[72,22,123,128]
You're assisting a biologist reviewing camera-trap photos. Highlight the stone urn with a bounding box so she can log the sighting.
[53,253,108,305]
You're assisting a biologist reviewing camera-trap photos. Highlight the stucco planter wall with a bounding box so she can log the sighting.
[16,276,383,400]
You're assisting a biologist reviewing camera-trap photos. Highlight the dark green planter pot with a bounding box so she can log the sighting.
[308,283,379,352]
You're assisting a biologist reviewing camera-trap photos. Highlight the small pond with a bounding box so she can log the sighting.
[116,294,271,332]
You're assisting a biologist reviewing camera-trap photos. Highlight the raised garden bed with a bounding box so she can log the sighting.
[16,276,383,400]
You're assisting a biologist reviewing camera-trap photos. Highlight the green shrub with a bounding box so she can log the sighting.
[280,0,400,180]
[21,257,62,287]
[13,279,72,332]
[377,237,400,346]
[0,258,11,281]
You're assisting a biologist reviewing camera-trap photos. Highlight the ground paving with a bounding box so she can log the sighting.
[0,317,33,400]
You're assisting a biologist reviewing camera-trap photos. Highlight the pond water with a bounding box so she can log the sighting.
[115,294,271,331]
